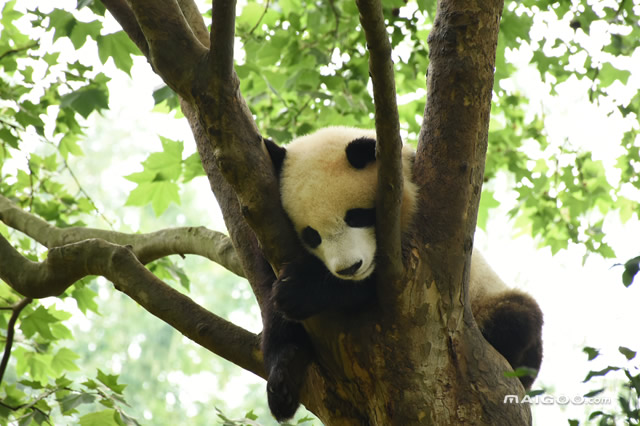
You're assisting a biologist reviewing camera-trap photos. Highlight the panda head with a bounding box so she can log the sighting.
[265,127,417,281]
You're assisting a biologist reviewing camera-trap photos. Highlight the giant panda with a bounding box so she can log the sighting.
[262,126,543,421]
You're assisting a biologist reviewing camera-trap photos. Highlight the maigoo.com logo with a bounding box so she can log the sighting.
[503,394,612,405]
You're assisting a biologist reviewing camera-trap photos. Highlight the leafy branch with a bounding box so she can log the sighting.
[0,41,39,62]
[0,233,263,377]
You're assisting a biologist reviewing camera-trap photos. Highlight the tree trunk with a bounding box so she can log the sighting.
[0,0,536,423]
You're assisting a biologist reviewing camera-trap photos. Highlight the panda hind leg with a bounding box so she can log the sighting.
[474,290,543,389]
[262,307,313,421]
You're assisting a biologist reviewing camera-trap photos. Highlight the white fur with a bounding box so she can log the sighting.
[280,127,416,281]
[280,126,507,299]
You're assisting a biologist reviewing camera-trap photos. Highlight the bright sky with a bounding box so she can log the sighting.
[4,0,640,424]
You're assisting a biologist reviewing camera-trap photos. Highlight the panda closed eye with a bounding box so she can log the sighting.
[344,208,375,228]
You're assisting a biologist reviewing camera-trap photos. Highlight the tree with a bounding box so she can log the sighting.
[1,0,639,424]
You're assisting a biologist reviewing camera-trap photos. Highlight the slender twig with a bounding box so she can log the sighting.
[0,42,38,61]
[0,297,33,385]
[248,0,271,35]
[355,0,404,282]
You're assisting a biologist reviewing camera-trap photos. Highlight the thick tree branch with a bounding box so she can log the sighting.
[190,2,299,275]
[101,0,149,57]
[0,235,263,377]
[179,100,276,306]
[414,1,502,298]
[210,0,237,81]
[355,0,404,282]
[126,0,206,97]
[177,0,210,45]
[0,195,244,277]
[101,0,293,302]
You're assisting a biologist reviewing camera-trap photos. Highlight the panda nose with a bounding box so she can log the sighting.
[337,260,363,277]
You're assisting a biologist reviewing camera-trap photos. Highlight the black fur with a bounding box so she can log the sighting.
[261,137,377,420]
[476,292,543,389]
[261,306,313,421]
[261,134,543,421]
[264,138,286,173]
[301,226,321,249]
[345,137,376,169]
[273,253,376,321]
[261,253,376,421]
[344,208,376,228]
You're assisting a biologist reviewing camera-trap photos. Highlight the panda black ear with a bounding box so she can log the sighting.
[264,138,287,174]
[346,137,376,169]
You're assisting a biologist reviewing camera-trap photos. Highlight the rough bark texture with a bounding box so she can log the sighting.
[0,0,535,424]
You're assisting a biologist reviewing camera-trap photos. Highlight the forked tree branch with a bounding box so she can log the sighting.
[177,0,210,44]
[0,234,263,377]
[99,0,286,310]
[0,195,244,277]
[188,0,300,274]
[355,0,404,284]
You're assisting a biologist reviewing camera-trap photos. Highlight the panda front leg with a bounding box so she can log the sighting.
[261,304,313,421]
[272,253,376,321]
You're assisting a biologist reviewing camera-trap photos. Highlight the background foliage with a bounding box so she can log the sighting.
[0,0,638,424]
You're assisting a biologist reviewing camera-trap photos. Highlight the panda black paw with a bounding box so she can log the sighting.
[267,366,301,422]
[266,347,304,422]
[272,276,319,321]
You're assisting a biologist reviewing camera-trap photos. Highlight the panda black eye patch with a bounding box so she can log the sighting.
[301,226,322,248]
[345,208,376,228]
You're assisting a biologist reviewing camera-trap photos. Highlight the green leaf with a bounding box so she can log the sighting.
[598,62,631,88]
[51,347,80,374]
[125,181,180,215]
[48,9,75,42]
[504,366,538,379]
[69,19,103,49]
[60,392,97,415]
[0,127,19,148]
[20,306,59,339]
[622,256,640,287]
[61,87,109,118]
[583,346,600,361]
[14,347,54,384]
[123,169,156,184]
[618,346,637,360]
[583,388,605,398]
[97,369,127,394]
[477,190,500,230]
[152,85,174,104]
[237,2,268,32]
[79,409,121,426]
[583,366,620,383]
[183,152,205,182]
[97,31,138,74]
[72,285,100,315]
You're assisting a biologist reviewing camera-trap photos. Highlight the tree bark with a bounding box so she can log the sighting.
[0,0,536,423]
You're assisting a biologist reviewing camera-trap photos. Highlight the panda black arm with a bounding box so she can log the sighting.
[272,253,376,321]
